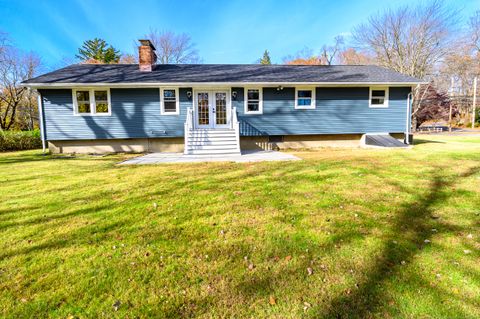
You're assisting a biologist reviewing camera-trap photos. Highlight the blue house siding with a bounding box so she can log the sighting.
[234,87,410,136]
[40,88,191,141]
[40,86,410,141]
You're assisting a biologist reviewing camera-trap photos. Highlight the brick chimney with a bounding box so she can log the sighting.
[138,39,157,72]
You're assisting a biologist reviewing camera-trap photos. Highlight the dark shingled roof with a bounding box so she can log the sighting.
[23,64,423,85]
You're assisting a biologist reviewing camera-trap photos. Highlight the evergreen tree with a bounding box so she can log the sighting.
[76,38,121,63]
[260,50,272,65]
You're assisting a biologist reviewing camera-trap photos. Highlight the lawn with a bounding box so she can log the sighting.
[1,135,479,318]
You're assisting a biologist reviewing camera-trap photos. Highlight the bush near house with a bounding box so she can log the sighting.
[0,130,42,152]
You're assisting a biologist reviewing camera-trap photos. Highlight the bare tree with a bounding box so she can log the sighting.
[17,53,41,130]
[353,1,459,131]
[119,53,137,64]
[338,47,375,65]
[320,35,344,65]
[283,36,344,65]
[353,0,458,79]
[0,33,42,131]
[469,10,480,53]
[282,47,322,65]
[145,29,200,64]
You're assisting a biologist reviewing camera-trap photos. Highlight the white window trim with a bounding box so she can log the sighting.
[72,88,112,116]
[244,87,263,114]
[160,87,180,115]
[294,87,316,109]
[369,87,389,108]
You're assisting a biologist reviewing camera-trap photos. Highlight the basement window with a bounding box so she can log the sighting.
[73,89,111,116]
[295,88,315,109]
[161,88,179,115]
[244,88,263,114]
[369,87,389,108]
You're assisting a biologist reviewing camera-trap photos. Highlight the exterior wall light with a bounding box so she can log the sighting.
[186,91,192,99]
[232,91,237,99]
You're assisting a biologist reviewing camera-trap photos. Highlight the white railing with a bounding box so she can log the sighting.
[231,107,241,153]
[184,107,194,154]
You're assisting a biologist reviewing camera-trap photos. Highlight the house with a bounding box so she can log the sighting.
[23,40,425,155]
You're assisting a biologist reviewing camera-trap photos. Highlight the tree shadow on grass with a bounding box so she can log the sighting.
[0,219,124,260]
[413,138,446,145]
[0,204,111,232]
[0,152,51,165]
[313,165,480,318]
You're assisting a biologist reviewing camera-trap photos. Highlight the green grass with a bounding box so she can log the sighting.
[1,135,479,318]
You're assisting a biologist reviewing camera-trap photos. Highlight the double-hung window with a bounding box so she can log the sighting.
[369,87,389,108]
[295,88,315,109]
[73,89,111,115]
[244,88,263,114]
[161,88,179,115]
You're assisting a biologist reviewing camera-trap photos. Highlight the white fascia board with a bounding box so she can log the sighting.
[23,81,428,89]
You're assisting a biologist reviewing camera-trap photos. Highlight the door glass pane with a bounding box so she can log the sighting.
[197,92,209,125]
[215,92,227,125]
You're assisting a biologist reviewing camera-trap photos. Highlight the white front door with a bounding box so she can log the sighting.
[194,90,230,129]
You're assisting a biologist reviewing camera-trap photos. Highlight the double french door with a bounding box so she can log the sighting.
[194,90,230,129]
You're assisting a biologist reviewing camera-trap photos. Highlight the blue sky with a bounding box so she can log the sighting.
[0,0,478,69]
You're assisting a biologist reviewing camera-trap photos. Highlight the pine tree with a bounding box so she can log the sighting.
[260,50,272,65]
[76,38,121,63]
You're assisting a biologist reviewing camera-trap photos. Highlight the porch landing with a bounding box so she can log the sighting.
[119,150,301,164]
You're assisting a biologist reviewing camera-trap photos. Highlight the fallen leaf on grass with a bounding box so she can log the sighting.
[285,255,292,262]
[269,295,276,305]
[303,302,311,312]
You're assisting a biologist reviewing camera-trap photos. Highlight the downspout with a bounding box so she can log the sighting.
[405,91,412,145]
[36,90,46,153]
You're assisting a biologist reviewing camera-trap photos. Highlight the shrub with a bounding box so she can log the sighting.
[0,130,42,152]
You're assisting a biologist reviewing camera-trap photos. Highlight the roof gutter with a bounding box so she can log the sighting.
[22,81,428,89]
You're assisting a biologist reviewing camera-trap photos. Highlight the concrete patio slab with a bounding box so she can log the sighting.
[119,150,301,164]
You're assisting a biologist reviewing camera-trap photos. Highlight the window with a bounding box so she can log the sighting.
[295,88,315,109]
[244,88,262,114]
[369,87,389,108]
[73,89,111,115]
[94,91,109,113]
[161,88,179,115]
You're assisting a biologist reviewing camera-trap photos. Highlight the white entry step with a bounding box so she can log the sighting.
[185,129,241,155]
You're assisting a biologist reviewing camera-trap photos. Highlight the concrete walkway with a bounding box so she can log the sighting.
[120,150,301,164]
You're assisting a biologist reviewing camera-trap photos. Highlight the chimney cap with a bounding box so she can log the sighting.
[138,39,156,50]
